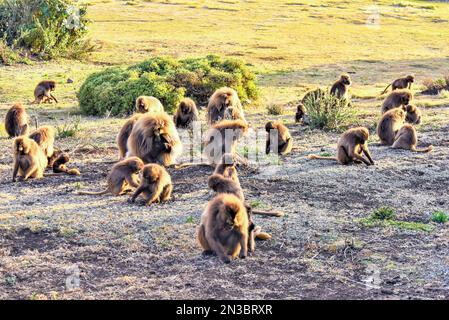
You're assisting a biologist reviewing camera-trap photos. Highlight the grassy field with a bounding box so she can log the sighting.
[0,0,448,300]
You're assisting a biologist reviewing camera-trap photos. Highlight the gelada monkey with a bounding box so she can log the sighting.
[4,103,30,138]
[377,105,421,145]
[32,80,58,104]
[173,98,199,129]
[135,96,164,114]
[381,89,413,114]
[29,125,55,159]
[295,103,306,124]
[77,157,144,196]
[12,136,48,182]
[129,163,173,205]
[197,193,249,264]
[52,153,81,176]
[116,114,144,159]
[206,87,244,125]
[308,127,374,166]
[265,120,293,156]
[330,74,352,99]
[392,124,433,153]
[381,75,414,95]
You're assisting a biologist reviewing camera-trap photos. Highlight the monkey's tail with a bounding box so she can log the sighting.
[76,189,109,195]
[256,232,272,241]
[307,154,338,161]
[381,84,391,95]
[172,162,212,169]
[411,145,433,153]
[252,209,284,218]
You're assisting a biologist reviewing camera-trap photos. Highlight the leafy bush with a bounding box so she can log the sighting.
[79,55,259,116]
[422,76,449,95]
[0,0,93,59]
[302,88,355,130]
[431,211,448,224]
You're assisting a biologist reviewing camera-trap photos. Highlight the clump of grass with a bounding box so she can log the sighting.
[431,211,448,224]
[319,151,333,157]
[54,115,81,138]
[185,216,194,224]
[371,206,396,220]
[422,76,449,95]
[302,88,355,130]
[266,103,284,115]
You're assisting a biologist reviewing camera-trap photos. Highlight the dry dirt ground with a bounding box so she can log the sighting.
[0,102,448,300]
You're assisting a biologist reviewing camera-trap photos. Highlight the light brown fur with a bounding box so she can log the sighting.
[32,80,58,104]
[330,74,352,99]
[12,136,48,182]
[52,153,81,176]
[127,113,182,166]
[129,163,172,205]
[173,98,199,129]
[206,87,244,125]
[265,120,293,156]
[29,125,55,159]
[77,157,144,196]
[135,96,164,114]
[197,193,249,263]
[308,127,374,166]
[116,114,144,159]
[381,89,413,114]
[392,124,433,153]
[5,103,30,138]
[381,75,414,95]
[377,105,421,145]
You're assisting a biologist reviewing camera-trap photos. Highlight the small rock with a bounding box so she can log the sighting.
[67,78,74,84]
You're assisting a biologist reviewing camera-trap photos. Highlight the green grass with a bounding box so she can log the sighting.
[431,211,448,224]
[54,115,82,138]
[371,206,396,220]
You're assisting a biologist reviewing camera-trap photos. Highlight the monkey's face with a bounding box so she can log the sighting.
[341,75,352,85]
[355,128,369,143]
[405,106,422,124]
[406,76,415,83]
[49,81,56,91]
[143,166,160,183]
[181,102,191,114]
[14,138,29,154]
[137,100,149,113]
[400,93,411,105]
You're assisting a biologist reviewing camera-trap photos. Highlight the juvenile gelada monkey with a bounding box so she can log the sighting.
[173,98,199,129]
[391,124,433,153]
[265,120,293,156]
[129,163,173,205]
[135,96,164,114]
[77,157,144,196]
[330,74,352,99]
[12,136,48,182]
[32,80,58,104]
[295,103,306,124]
[381,75,414,95]
[308,127,374,166]
[52,153,81,176]
[206,87,244,125]
[381,89,413,114]
[5,103,30,138]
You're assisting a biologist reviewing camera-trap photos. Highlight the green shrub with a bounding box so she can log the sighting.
[0,0,93,59]
[431,211,448,224]
[266,103,284,115]
[422,77,449,95]
[371,207,396,220]
[302,88,355,130]
[79,55,259,116]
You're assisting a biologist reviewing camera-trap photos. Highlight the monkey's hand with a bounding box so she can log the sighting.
[127,197,135,203]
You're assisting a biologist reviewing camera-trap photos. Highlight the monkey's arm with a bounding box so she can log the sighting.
[12,160,19,182]
[130,185,146,202]
[23,163,38,180]
[145,182,164,205]
[362,143,375,165]
[281,138,293,155]
[49,93,58,103]
[238,231,248,259]
[125,174,140,188]
[265,138,271,155]
[350,146,372,166]
[207,233,231,263]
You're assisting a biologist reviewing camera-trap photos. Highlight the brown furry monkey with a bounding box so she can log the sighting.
[330,74,352,99]
[203,119,249,165]
[32,80,58,104]
[265,120,293,156]
[206,87,244,125]
[77,157,144,196]
[377,105,421,145]
[4,103,30,138]
[135,96,164,114]
[29,125,55,159]
[308,127,374,166]
[127,113,182,166]
[197,193,249,263]
[381,89,413,114]
[12,136,48,182]
[129,163,173,205]
[173,98,199,129]
[116,114,144,159]
[392,124,433,153]
[381,75,414,95]
[295,103,306,123]
[52,153,81,176]
[223,106,247,123]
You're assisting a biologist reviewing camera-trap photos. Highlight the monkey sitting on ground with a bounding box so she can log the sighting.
[116,114,144,159]
[308,127,375,166]
[391,124,433,153]
[29,125,55,160]
[52,153,81,176]
[330,74,352,99]
[295,103,306,124]
[135,96,164,114]
[377,105,422,145]
[203,119,249,165]
[4,103,30,138]
[129,163,173,205]
[127,113,182,166]
[12,136,48,182]
[197,193,249,263]
[173,98,199,129]
[32,80,58,104]
[265,120,293,156]
[206,87,244,125]
[381,89,413,114]
[77,157,144,196]
[381,75,414,95]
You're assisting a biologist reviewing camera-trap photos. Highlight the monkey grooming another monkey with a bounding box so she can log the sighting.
[197,193,249,264]
[377,105,422,145]
[381,89,413,114]
[29,125,56,159]
[295,103,306,124]
[12,136,48,182]
[127,113,182,166]
[135,96,164,114]
[265,120,293,156]
[4,103,30,138]
[308,127,374,166]
[32,80,58,104]
[206,87,244,125]
[77,157,144,196]
[391,124,433,153]
[330,74,352,99]
[173,98,199,129]
[116,114,144,159]
[381,75,414,95]
[129,163,173,205]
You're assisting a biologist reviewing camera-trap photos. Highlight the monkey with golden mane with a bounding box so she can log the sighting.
[116,114,144,159]
[173,98,199,129]
[12,136,48,182]
[29,125,55,160]
[135,96,164,114]
[129,163,173,205]
[308,127,374,166]
[4,103,30,138]
[265,120,293,156]
[206,87,244,125]
[32,80,58,104]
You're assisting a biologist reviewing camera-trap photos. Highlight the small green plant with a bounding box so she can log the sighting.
[185,216,194,224]
[320,151,333,157]
[266,103,284,115]
[431,211,448,224]
[302,88,355,130]
[73,182,82,190]
[371,206,396,220]
[54,115,81,138]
